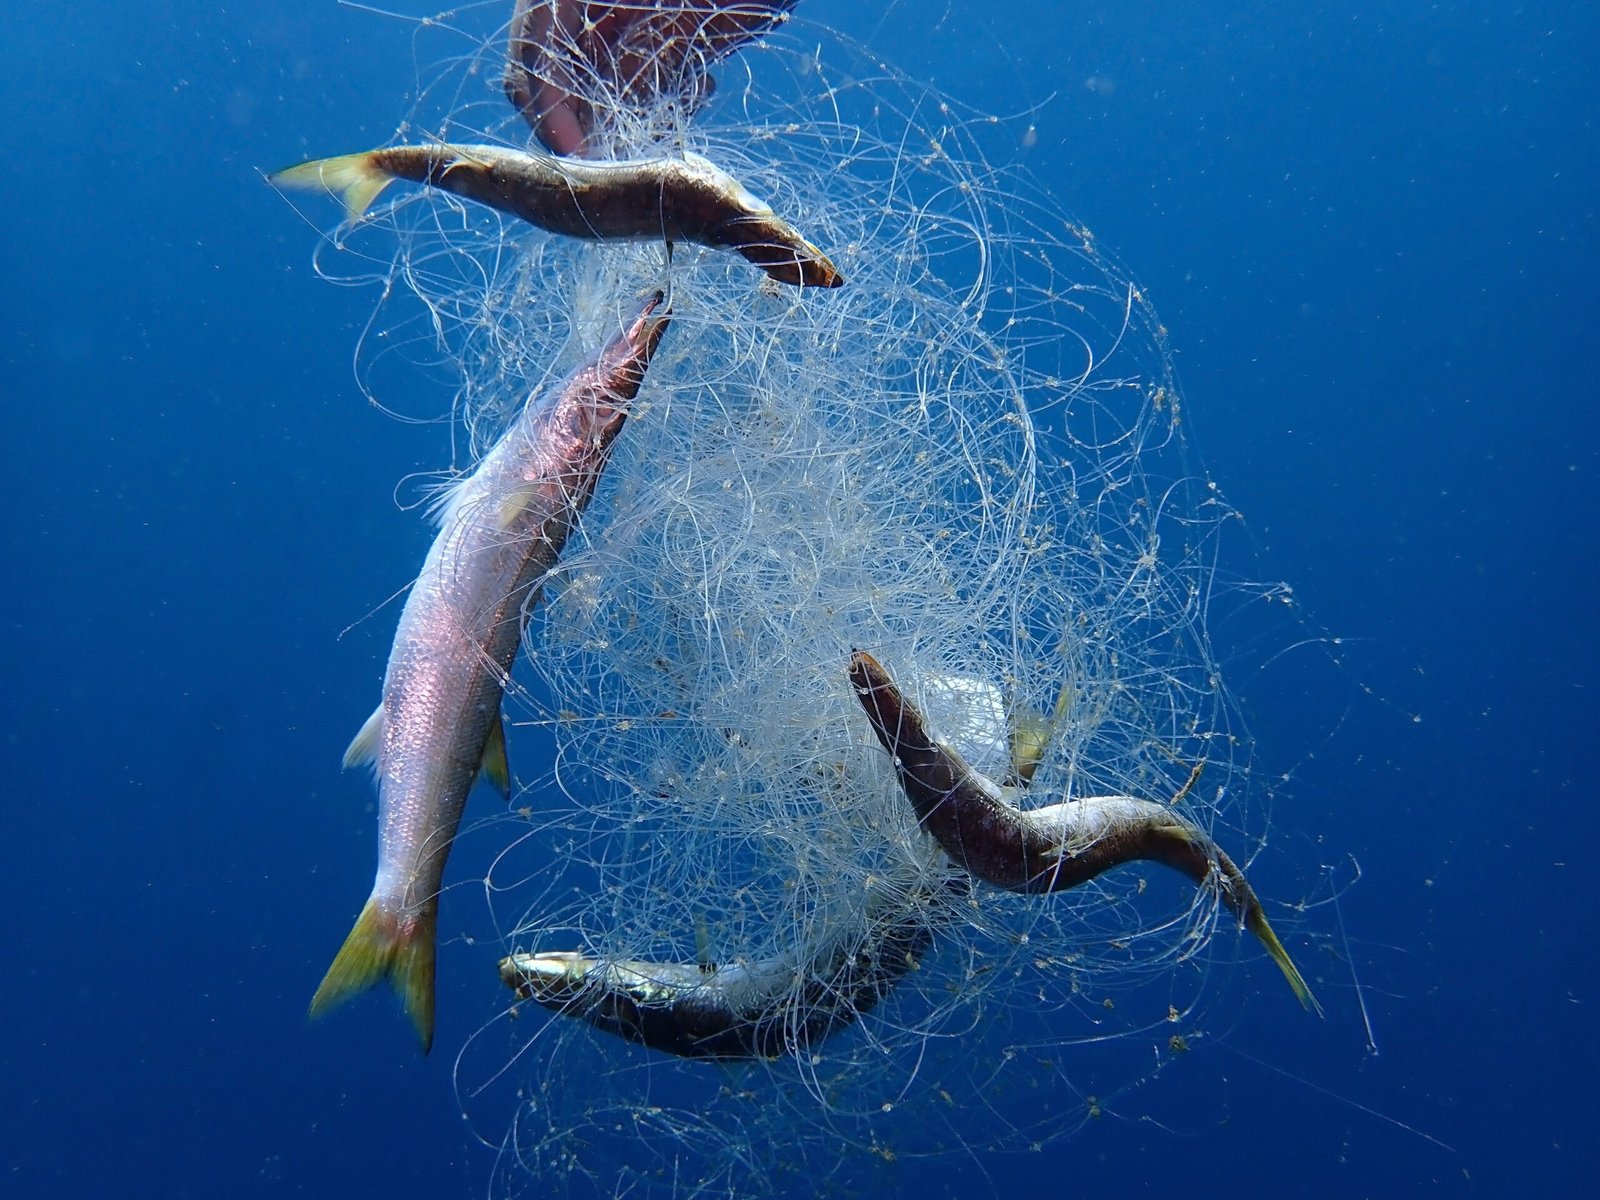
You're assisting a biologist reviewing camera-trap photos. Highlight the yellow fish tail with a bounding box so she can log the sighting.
[310,894,437,1052]
[270,152,394,223]
[1246,907,1324,1017]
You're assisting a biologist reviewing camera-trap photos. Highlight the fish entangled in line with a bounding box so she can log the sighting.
[848,650,1322,1015]
[312,292,672,1052]
[271,143,841,288]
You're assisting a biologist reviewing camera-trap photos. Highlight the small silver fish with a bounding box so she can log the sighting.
[271,143,841,288]
[312,293,671,1052]
[848,651,1322,1015]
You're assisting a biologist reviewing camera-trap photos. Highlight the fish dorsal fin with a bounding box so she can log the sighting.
[480,709,511,800]
[694,912,716,974]
[342,704,384,770]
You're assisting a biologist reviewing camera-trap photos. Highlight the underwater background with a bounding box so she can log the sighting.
[3,1,1593,1196]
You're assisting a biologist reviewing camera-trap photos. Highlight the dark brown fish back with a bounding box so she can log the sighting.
[506,0,799,155]
[849,652,1045,888]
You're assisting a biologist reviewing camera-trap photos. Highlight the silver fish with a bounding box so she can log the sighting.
[270,143,842,288]
[499,871,963,1061]
[312,293,671,1052]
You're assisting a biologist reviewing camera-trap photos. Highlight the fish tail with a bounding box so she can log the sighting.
[270,152,394,223]
[1246,906,1324,1018]
[1163,824,1323,1017]
[309,894,438,1052]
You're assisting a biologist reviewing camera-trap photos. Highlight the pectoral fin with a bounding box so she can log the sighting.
[498,485,536,530]
[343,704,384,770]
[480,710,511,800]
[1009,681,1071,785]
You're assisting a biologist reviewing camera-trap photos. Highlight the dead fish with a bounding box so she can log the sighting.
[504,0,798,156]
[848,650,1322,1014]
[271,142,841,288]
[311,293,671,1052]
[499,872,962,1060]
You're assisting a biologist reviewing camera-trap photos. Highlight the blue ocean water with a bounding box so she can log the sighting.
[3,1,1593,1196]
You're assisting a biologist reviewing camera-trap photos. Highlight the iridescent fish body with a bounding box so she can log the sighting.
[312,295,671,1051]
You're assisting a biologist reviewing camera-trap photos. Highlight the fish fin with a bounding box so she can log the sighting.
[1009,707,1050,786]
[1009,681,1072,785]
[426,472,475,529]
[309,894,438,1053]
[1247,907,1324,1018]
[498,486,535,530]
[1162,828,1197,849]
[480,710,511,800]
[270,152,394,223]
[342,704,384,770]
[694,911,714,972]
[451,145,497,170]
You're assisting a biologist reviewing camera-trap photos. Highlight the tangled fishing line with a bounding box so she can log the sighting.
[288,5,1321,1194]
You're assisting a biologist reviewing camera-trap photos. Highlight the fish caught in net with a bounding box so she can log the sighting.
[276,4,1325,1194]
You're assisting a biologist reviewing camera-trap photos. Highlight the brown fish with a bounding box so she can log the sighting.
[504,0,798,156]
[849,651,1322,1014]
[271,143,842,288]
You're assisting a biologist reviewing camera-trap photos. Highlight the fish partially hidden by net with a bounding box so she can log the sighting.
[505,0,799,156]
[849,650,1322,1015]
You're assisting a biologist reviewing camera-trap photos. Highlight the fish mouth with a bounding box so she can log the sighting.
[738,239,845,288]
[500,950,589,1001]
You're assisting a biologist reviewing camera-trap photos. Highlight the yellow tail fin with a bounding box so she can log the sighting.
[310,894,437,1052]
[1247,908,1324,1018]
[270,152,394,223]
